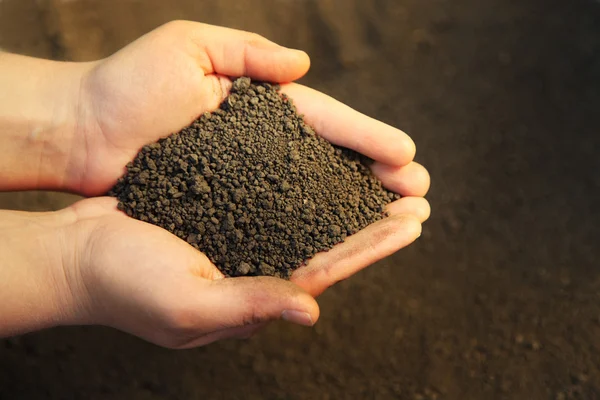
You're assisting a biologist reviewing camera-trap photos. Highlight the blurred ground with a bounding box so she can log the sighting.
[1,0,599,399]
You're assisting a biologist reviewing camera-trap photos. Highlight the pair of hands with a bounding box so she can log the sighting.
[1,21,430,348]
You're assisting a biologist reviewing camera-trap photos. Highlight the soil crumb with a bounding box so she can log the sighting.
[110,77,399,278]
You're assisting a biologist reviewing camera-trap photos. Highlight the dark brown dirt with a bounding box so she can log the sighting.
[110,78,397,278]
[1,0,599,399]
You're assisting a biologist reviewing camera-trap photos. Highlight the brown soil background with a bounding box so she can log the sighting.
[1,0,599,399]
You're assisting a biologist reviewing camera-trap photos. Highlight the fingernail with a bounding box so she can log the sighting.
[281,310,314,327]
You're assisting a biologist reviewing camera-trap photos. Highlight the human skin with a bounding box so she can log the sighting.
[0,21,430,348]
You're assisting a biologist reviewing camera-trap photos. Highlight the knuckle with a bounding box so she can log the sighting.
[240,299,272,326]
[242,310,268,326]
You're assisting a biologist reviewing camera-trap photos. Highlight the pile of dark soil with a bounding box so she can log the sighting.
[110,77,399,278]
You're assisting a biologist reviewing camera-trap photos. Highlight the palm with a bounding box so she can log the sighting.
[71,197,226,344]
[80,29,227,195]
[77,21,311,196]
[72,195,423,347]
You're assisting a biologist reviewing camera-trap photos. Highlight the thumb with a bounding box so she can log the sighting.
[202,276,320,328]
[177,277,319,348]
[167,21,311,82]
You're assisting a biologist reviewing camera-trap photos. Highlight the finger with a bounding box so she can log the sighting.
[280,83,416,167]
[197,276,319,332]
[162,21,310,82]
[292,214,421,297]
[371,161,431,197]
[386,197,431,223]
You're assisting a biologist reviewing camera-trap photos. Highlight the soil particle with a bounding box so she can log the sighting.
[110,78,399,278]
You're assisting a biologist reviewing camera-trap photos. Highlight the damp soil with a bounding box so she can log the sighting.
[109,77,399,278]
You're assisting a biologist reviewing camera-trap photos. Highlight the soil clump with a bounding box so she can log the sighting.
[110,77,398,278]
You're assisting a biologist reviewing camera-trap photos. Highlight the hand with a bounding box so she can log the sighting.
[0,21,430,346]
[45,195,427,349]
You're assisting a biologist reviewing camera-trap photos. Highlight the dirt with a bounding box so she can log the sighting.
[0,0,599,399]
[111,77,397,278]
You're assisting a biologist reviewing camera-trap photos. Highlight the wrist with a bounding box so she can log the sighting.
[0,208,92,337]
[0,53,95,192]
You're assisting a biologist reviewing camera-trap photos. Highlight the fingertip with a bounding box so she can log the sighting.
[251,276,319,326]
[306,294,320,323]
[268,47,311,82]
[412,162,431,197]
[372,161,431,197]
[281,309,316,327]
[386,197,431,223]
[280,281,320,326]
[291,49,311,77]
[403,134,417,165]
[380,130,415,167]
[415,199,431,222]
[392,213,423,240]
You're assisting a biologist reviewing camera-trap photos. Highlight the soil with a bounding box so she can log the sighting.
[0,0,599,399]
[110,78,397,278]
